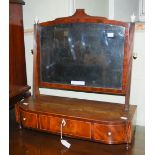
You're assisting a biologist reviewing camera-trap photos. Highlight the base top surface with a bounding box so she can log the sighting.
[19,95,137,123]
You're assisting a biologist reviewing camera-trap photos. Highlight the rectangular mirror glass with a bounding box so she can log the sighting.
[40,23,125,89]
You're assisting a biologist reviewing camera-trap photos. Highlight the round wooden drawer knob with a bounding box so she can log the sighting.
[23,118,26,121]
[107,132,112,136]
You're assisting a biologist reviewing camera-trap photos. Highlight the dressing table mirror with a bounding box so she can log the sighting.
[15,9,137,146]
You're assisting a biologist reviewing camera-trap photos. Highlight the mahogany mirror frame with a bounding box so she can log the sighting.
[33,9,135,110]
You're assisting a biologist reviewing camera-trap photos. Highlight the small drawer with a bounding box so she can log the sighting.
[39,115,91,139]
[93,123,126,144]
[21,111,38,129]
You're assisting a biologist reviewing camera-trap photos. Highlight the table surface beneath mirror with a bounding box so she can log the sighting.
[10,109,144,155]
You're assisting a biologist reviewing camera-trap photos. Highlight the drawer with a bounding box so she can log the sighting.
[21,111,38,129]
[93,123,126,144]
[39,115,91,139]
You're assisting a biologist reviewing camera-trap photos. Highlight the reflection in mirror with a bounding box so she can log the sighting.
[40,23,125,89]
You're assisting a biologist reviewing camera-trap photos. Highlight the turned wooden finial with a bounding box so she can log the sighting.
[72,9,88,17]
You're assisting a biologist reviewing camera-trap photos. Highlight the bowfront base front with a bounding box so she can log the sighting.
[15,95,137,145]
